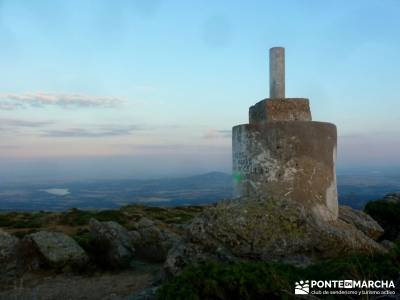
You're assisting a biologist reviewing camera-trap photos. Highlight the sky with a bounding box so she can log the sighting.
[0,0,400,182]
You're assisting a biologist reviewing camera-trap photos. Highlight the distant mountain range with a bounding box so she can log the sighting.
[0,172,233,211]
[0,171,399,211]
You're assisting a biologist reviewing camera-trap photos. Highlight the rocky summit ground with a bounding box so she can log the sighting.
[0,194,399,300]
[0,205,205,300]
[0,263,159,300]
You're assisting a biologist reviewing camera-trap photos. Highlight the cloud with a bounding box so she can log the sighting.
[0,102,23,110]
[0,118,53,128]
[0,145,20,149]
[0,92,123,109]
[0,117,142,138]
[42,125,142,138]
[0,118,54,134]
[117,143,231,154]
[203,129,231,139]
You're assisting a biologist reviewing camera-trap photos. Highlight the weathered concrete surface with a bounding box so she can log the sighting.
[249,98,311,123]
[269,47,285,98]
[232,121,338,221]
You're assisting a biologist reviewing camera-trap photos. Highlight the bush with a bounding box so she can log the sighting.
[72,228,107,269]
[59,208,93,226]
[73,228,96,251]
[157,261,298,300]
[364,199,400,241]
[94,209,127,225]
[0,212,46,229]
[60,208,127,226]
[142,206,202,224]
[157,246,400,300]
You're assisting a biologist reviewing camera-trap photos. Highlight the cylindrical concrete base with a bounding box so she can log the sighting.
[232,121,338,221]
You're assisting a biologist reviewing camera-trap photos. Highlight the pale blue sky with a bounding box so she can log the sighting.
[0,0,399,181]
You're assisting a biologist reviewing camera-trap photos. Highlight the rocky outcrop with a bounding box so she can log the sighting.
[364,193,400,242]
[382,193,400,203]
[339,205,384,240]
[164,198,386,276]
[164,240,236,277]
[0,229,19,278]
[130,217,180,262]
[89,218,136,268]
[20,231,88,270]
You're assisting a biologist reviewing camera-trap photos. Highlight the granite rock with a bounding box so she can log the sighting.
[339,205,384,240]
[89,218,135,269]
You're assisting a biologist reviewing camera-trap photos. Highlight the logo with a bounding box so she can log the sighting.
[294,279,396,296]
[344,280,353,288]
[295,280,310,294]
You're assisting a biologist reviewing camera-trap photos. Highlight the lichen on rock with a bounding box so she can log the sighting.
[164,197,386,276]
[20,231,88,270]
[338,205,384,240]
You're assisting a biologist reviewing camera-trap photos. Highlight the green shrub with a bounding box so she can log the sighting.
[157,246,400,300]
[0,214,15,227]
[73,228,95,251]
[157,261,298,300]
[305,246,400,281]
[142,206,203,224]
[94,210,127,225]
[60,208,127,226]
[59,208,94,226]
[0,212,45,229]
[365,199,400,241]
[72,228,107,269]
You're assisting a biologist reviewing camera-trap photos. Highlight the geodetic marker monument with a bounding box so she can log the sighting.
[232,47,338,222]
[163,50,384,276]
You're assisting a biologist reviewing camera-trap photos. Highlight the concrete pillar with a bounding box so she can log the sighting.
[232,46,339,222]
[232,121,338,221]
[269,47,285,99]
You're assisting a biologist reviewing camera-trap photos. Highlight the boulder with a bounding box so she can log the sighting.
[339,205,384,240]
[383,193,400,203]
[138,217,154,228]
[130,217,180,263]
[164,197,386,276]
[164,241,236,277]
[20,231,88,270]
[0,229,19,278]
[89,218,135,268]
